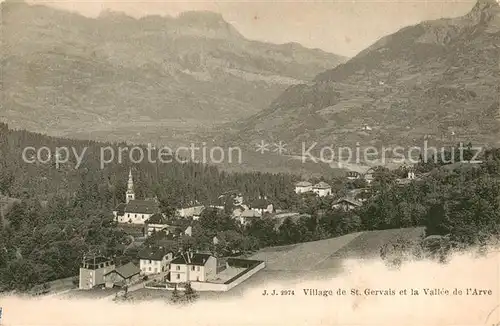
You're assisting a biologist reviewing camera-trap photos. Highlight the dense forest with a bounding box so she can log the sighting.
[1,122,499,291]
[0,122,314,290]
[0,122,308,207]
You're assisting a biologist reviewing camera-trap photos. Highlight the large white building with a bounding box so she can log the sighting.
[79,256,115,290]
[138,247,174,275]
[295,181,313,194]
[113,170,160,224]
[312,182,332,197]
[169,253,217,283]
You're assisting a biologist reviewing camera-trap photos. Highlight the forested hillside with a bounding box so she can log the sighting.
[0,122,300,208]
[1,122,499,291]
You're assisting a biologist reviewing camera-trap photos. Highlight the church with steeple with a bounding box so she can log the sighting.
[126,169,135,204]
[113,169,160,224]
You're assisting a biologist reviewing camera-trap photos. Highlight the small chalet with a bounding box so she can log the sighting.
[138,246,174,275]
[169,252,217,283]
[346,171,361,180]
[144,213,169,237]
[113,170,160,224]
[295,181,313,194]
[249,197,273,215]
[348,188,371,202]
[177,205,205,220]
[332,198,363,211]
[238,209,262,226]
[313,182,332,197]
[104,262,141,288]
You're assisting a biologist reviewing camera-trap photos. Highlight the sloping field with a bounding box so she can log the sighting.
[313,227,425,269]
[248,227,425,272]
[248,232,363,271]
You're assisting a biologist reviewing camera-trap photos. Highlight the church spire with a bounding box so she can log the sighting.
[126,169,135,204]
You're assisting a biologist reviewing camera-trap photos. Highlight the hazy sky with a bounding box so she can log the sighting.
[26,0,477,56]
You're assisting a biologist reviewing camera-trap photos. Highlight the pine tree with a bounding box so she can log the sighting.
[170,286,181,304]
[183,282,198,303]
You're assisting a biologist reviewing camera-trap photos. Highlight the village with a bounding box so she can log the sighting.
[69,165,422,298]
[1,151,482,301]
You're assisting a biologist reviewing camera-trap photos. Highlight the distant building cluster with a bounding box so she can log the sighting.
[113,171,276,232]
[294,181,332,197]
[82,162,428,292]
[294,164,424,212]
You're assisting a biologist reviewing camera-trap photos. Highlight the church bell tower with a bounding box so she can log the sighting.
[126,169,135,204]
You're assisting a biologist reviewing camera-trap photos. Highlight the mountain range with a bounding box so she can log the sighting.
[1,1,346,142]
[2,0,499,172]
[227,0,500,154]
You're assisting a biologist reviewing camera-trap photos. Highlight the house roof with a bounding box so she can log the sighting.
[241,209,262,218]
[333,197,362,207]
[179,205,205,216]
[124,200,159,214]
[295,181,312,187]
[233,205,245,211]
[105,262,140,279]
[193,206,205,215]
[113,203,126,215]
[313,181,331,189]
[82,256,113,265]
[145,213,168,224]
[163,225,184,234]
[138,247,171,261]
[250,198,271,209]
[170,253,213,266]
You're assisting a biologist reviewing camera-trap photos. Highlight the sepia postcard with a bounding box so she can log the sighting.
[0,0,499,325]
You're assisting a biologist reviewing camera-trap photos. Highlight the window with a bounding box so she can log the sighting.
[154,268,157,273]
[127,214,130,217]
[148,267,151,271]
[176,266,180,271]
[149,260,151,264]
[191,266,195,271]
[176,274,180,279]
[196,266,200,271]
